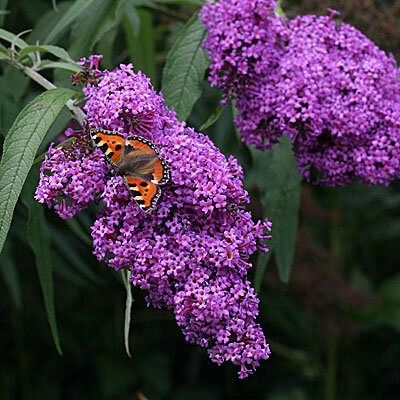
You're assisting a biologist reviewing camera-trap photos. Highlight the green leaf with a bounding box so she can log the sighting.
[69,0,125,59]
[90,0,125,47]
[123,8,157,85]
[45,0,97,44]
[28,2,73,45]
[38,60,82,73]
[249,136,302,283]
[21,169,62,354]
[0,27,29,49]
[18,44,74,63]
[0,88,75,253]
[124,1,140,37]
[199,104,224,131]
[96,25,119,69]
[161,11,209,120]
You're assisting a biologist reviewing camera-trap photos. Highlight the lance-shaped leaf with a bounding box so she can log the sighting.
[21,169,62,354]
[45,0,97,44]
[249,136,302,283]
[199,103,224,131]
[0,88,75,253]
[70,0,125,59]
[162,11,209,120]
[28,1,73,44]
[38,60,82,74]
[0,27,29,49]
[18,44,75,63]
[124,8,157,86]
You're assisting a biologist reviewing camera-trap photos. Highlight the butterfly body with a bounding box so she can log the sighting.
[90,128,169,212]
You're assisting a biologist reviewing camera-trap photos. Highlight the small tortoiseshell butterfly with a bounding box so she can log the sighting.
[90,128,170,213]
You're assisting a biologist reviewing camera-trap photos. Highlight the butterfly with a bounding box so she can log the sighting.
[89,128,170,213]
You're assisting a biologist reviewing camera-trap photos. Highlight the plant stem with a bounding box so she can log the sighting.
[15,62,86,125]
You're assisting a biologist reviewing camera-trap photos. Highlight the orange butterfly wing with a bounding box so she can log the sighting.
[124,177,161,212]
[90,128,125,164]
[89,130,169,212]
[126,136,170,184]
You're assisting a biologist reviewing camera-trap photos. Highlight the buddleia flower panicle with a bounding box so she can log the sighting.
[200,2,400,186]
[200,0,281,106]
[35,130,111,219]
[36,59,272,378]
[276,14,400,186]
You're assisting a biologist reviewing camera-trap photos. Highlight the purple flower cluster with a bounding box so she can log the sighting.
[35,131,110,218]
[200,3,400,186]
[94,171,271,377]
[200,0,281,105]
[37,60,272,378]
[82,63,165,137]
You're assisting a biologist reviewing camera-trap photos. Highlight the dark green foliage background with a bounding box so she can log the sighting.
[1,0,400,399]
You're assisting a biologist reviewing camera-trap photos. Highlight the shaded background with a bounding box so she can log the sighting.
[1,0,400,399]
